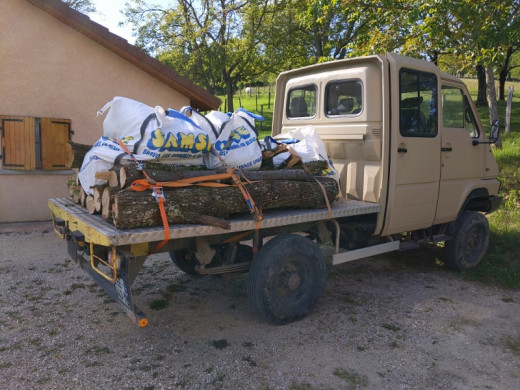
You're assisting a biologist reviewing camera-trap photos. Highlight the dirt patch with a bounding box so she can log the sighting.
[1,229,519,389]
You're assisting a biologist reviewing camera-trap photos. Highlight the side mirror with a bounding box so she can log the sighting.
[489,119,500,143]
[472,119,500,146]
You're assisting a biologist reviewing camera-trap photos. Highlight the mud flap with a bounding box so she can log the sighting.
[81,254,149,327]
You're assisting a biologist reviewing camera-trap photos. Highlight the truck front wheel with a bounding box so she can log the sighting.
[247,234,326,325]
[444,211,490,271]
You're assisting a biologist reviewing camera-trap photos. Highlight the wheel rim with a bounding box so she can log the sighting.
[274,256,311,306]
[462,224,486,264]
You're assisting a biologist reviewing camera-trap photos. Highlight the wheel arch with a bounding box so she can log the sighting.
[458,187,494,218]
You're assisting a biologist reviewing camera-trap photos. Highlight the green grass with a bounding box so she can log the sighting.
[221,80,520,289]
[216,87,275,138]
[464,79,520,289]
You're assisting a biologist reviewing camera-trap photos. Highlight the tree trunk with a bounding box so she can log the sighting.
[225,77,234,112]
[476,64,488,107]
[506,86,513,135]
[112,178,339,230]
[486,64,502,148]
[499,46,513,101]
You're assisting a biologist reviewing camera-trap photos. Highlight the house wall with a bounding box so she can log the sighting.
[0,0,191,223]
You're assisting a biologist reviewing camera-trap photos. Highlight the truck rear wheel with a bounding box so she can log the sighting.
[444,211,490,271]
[170,244,252,275]
[247,234,326,325]
[169,250,200,275]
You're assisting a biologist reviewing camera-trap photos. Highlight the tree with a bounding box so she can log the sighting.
[296,0,407,61]
[124,0,300,111]
[386,0,519,135]
[62,0,96,13]
[498,45,520,100]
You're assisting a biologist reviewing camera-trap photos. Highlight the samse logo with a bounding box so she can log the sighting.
[147,129,211,154]
[213,126,251,151]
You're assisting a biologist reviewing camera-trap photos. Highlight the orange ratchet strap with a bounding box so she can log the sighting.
[117,140,155,183]
[287,146,332,220]
[117,140,264,252]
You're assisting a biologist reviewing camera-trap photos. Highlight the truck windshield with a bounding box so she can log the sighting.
[287,85,316,118]
[441,85,479,138]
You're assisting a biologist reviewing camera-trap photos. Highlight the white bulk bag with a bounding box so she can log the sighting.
[79,98,211,193]
[272,126,340,182]
[204,109,263,171]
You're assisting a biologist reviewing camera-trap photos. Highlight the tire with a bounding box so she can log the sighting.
[169,244,250,275]
[169,250,199,275]
[444,211,490,271]
[247,234,326,325]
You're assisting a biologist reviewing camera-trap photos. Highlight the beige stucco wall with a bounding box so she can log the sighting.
[0,0,191,223]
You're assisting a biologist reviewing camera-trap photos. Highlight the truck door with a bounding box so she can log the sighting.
[382,66,441,235]
[433,84,486,224]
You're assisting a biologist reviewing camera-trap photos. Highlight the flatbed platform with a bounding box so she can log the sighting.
[48,197,381,247]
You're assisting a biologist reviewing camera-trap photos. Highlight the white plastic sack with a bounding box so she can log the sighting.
[180,106,222,145]
[181,106,267,171]
[203,109,263,171]
[79,98,211,194]
[271,126,340,182]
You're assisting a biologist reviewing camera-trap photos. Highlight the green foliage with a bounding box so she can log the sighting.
[62,0,96,14]
[124,0,301,111]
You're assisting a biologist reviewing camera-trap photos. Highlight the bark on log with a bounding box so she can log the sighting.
[112,178,338,230]
[119,166,319,188]
[66,142,91,168]
[119,165,212,188]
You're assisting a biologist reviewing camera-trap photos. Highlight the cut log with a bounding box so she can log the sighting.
[95,171,119,187]
[69,185,81,203]
[119,165,319,188]
[79,186,87,207]
[91,185,106,213]
[101,187,121,220]
[86,195,98,214]
[66,142,91,168]
[112,178,338,230]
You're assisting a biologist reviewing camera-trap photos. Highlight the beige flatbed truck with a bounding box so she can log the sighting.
[49,53,501,327]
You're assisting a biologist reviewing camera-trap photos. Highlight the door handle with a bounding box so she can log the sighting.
[441,147,453,152]
[397,147,407,153]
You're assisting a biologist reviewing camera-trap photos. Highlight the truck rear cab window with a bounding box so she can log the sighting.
[441,85,479,138]
[287,85,316,118]
[399,69,438,137]
[326,80,362,116]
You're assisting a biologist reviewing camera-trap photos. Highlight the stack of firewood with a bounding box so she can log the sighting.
[66,142,339,230]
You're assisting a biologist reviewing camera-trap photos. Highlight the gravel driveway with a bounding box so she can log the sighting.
[1,225,519,389]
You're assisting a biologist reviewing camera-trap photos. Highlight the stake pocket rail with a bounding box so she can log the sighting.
[48,197,381,247]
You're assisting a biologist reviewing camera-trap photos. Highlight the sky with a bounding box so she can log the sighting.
[88,0,171,44]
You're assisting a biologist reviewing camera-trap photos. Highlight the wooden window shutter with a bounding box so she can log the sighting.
[40,118,71,170]
[1,116,36,170]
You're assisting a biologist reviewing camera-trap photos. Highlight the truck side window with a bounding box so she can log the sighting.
[399,69,437,137]
[325,80,362,116]
[287,85,316,118]
[441,86,479,138]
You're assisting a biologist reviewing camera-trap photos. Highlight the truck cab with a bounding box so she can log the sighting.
[272,53,500,251]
